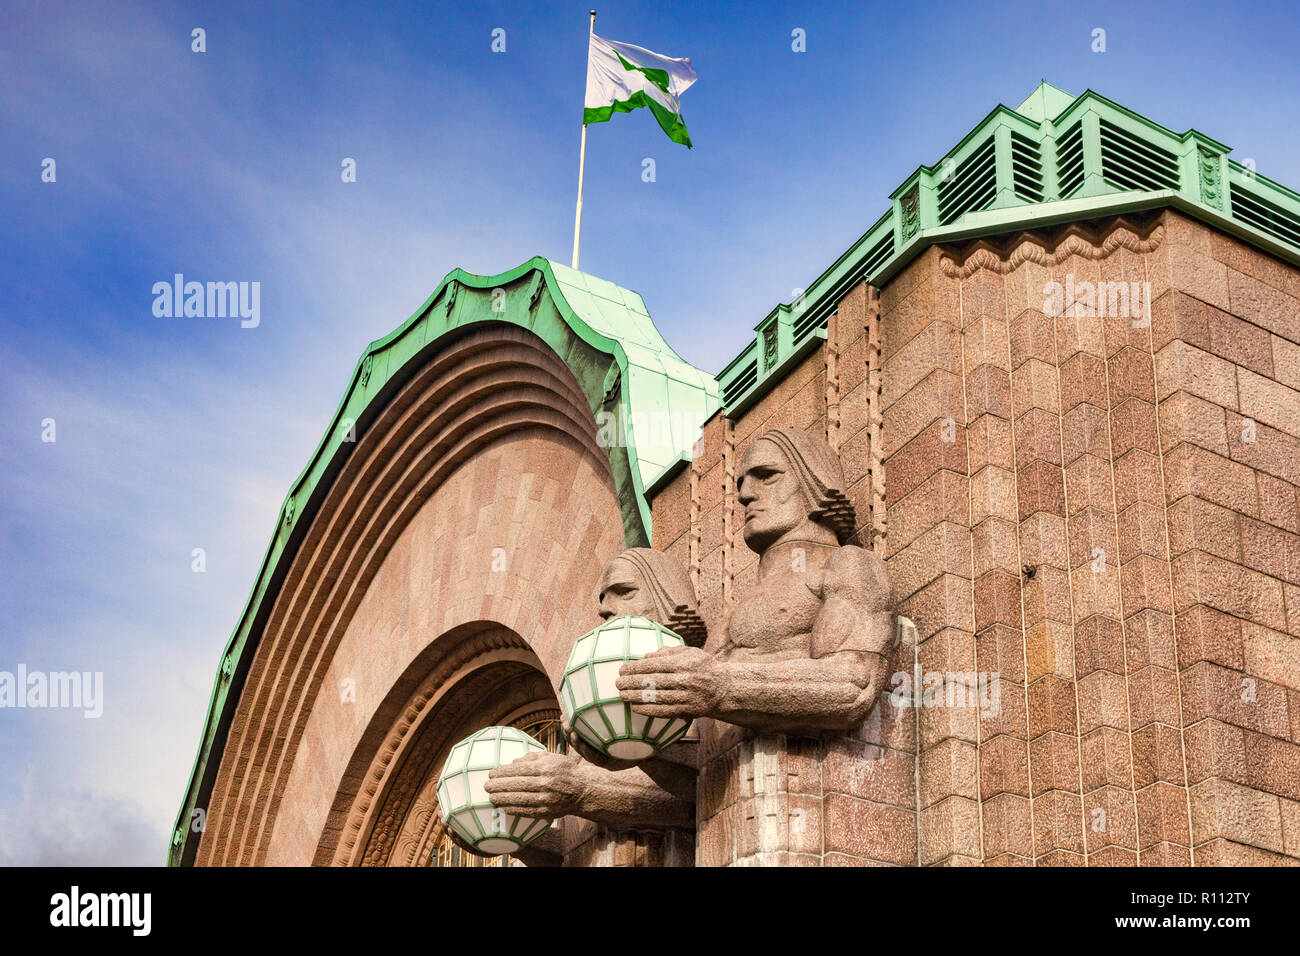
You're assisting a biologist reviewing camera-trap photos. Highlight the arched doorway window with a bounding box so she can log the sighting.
[515,712,566,755]
[429,710,564,867]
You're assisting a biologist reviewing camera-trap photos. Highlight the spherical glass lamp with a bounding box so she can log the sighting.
[559,615,691,761]
[435,725,550,855]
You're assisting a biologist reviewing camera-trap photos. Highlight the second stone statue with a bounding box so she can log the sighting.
[483,548,702,830]
[484,427,895,850]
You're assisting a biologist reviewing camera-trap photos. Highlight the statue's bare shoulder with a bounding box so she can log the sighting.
[813,545,893,659]
[821,545,891,611]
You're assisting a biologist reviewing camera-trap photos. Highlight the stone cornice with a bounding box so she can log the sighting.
[938,215,1165,278]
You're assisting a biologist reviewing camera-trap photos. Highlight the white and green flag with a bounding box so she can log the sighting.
[583,34,697,148]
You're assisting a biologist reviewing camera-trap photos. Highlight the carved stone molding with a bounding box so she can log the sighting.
[689,453,702,595]
[825,310,841,454]
[938,215,1165,279]
[865,285,885,556]
[722,416,736,606]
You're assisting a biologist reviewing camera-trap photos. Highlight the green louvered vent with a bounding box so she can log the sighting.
[723,359,758,406]
[1230,184,1300,249]
[792,232,894,346]
[1056,122,1085,198]
[937,137,996,225]
[860,229,896,279]
[791,308,821,345]
[1010,131,1044,203]
[1100,119,1179,192]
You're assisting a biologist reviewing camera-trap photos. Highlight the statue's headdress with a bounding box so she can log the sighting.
[601,548,707,647]
[751,428,857,545]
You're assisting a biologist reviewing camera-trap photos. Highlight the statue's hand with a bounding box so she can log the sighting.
[562,717,640,771]
[484,751,590,819]
[616,645,724,720]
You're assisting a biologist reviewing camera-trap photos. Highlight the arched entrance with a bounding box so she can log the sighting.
[194,323,629,865]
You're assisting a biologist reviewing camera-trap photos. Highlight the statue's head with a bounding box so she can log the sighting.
[737,428,856,553]
[596,548,707,646]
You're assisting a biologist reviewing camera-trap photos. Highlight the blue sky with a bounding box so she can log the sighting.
[1,0,1297,865]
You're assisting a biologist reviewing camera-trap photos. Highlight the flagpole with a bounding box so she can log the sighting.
[571,9,596,270]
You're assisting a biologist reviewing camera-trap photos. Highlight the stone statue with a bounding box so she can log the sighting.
[591,547,707,648]
[481,548,700,833]
[617,428,894,735]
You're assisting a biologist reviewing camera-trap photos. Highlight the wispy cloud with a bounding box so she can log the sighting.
[0,765,161,866]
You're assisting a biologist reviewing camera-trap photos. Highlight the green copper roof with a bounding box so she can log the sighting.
[545,261,720,490]
[168,257,717,865]
[718,81,1300,414]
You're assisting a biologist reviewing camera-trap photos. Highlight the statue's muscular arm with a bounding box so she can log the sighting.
[484,751,695,829]
[617,546,894,734]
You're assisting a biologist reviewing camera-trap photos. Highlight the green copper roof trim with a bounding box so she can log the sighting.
[168,257,717,865]
[718,82,1300,413]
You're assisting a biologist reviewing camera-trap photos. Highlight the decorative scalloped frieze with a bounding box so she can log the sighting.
[939,217,1165,279]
